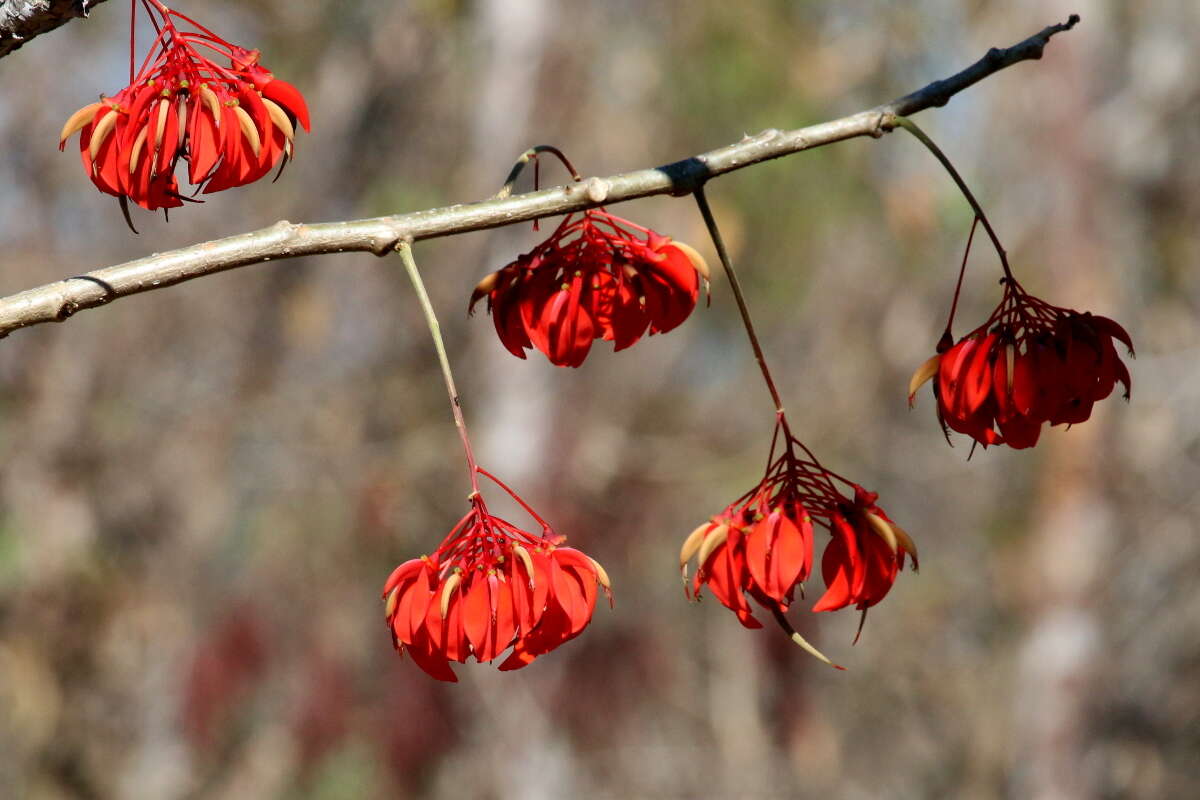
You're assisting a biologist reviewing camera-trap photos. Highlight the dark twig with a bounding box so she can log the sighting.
[876,14,1080,118]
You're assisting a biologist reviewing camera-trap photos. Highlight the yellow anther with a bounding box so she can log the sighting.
[908,354,940,407]
[589,557,611,590]
[696,524,731,569]
[679,522,710,576]
[864,513,899,554]
[128,126,149,174]
[671,240,711,281]
[86,109,118,165]
[511,543,536,586]
[262,97,295,140]
[440,573,462,619]
[233,105,261,157]
[891,524,919,562]
[59,102,102,145]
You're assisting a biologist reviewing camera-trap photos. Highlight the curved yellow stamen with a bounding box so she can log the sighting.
[891,523,919,565]
[439,572,462,619]
[128,126,149,174]
[87,109,119,165]
[908,354,940,407]
[671,240,711,282]
[770,607,842,669]
[511,543,535,587]
[199,85,222,122]
[59,102,102,144]
[233,106,262,158]
[589,557,612,591]
[679,522,710,576]
[261,97,295,140]
[696,523,730,570]
[865,512,899,554]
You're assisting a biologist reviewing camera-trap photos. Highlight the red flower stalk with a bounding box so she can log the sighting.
[470,208,709,367]
[910,276,1134,450]
[59,0,310,218]
[382,471,612,682]
[679,416,917,666]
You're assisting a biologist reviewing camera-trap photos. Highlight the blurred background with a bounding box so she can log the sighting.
[0,1,1196,797]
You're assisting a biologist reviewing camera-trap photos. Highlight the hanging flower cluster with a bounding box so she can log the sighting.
[470,209,709,367]
[59,0,309,216]
[382,470,611,682]
[680,415,917,665]
[910,275,1133,450]
[893,116,1134,451]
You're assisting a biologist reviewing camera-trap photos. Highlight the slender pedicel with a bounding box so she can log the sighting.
[893,116,1012,280]
[397,241,480,496]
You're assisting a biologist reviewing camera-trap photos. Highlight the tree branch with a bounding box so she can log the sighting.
[0,14,1079,339]
[0,0,109,59]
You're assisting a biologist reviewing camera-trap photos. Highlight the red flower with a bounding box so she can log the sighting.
[382,477,611,682]
[470,209,709,367]
[810,485,917,618]
[910,279,1133,449]
[59,2,309,216]
[680,417,916,665]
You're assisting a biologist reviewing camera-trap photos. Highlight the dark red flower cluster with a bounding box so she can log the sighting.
[470,209,709,367]
[680,417,916,664]
[910,278,1133,449]
[382,479,611,682]
[59,1,309,214]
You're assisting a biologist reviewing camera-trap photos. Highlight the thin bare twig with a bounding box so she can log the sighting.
[0,15,1079,339]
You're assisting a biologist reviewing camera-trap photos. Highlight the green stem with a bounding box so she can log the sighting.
[893,116,1013,280]
[396,240,481,496]
[693,186,785,415]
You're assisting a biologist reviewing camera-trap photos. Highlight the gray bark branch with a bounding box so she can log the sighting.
[0,0,109,59]
[0,14,1078,339]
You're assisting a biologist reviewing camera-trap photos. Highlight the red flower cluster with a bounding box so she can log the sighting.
[910,278,1133,449]
[680,417,916,664]
[470,209,709,367]
[382,479,611,682]
[59,2,309,214]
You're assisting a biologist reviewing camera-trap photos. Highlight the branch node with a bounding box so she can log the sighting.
[372,234,404,257]
[55,300,79,322]
[868,113,891,138]
[585,177,610,204]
